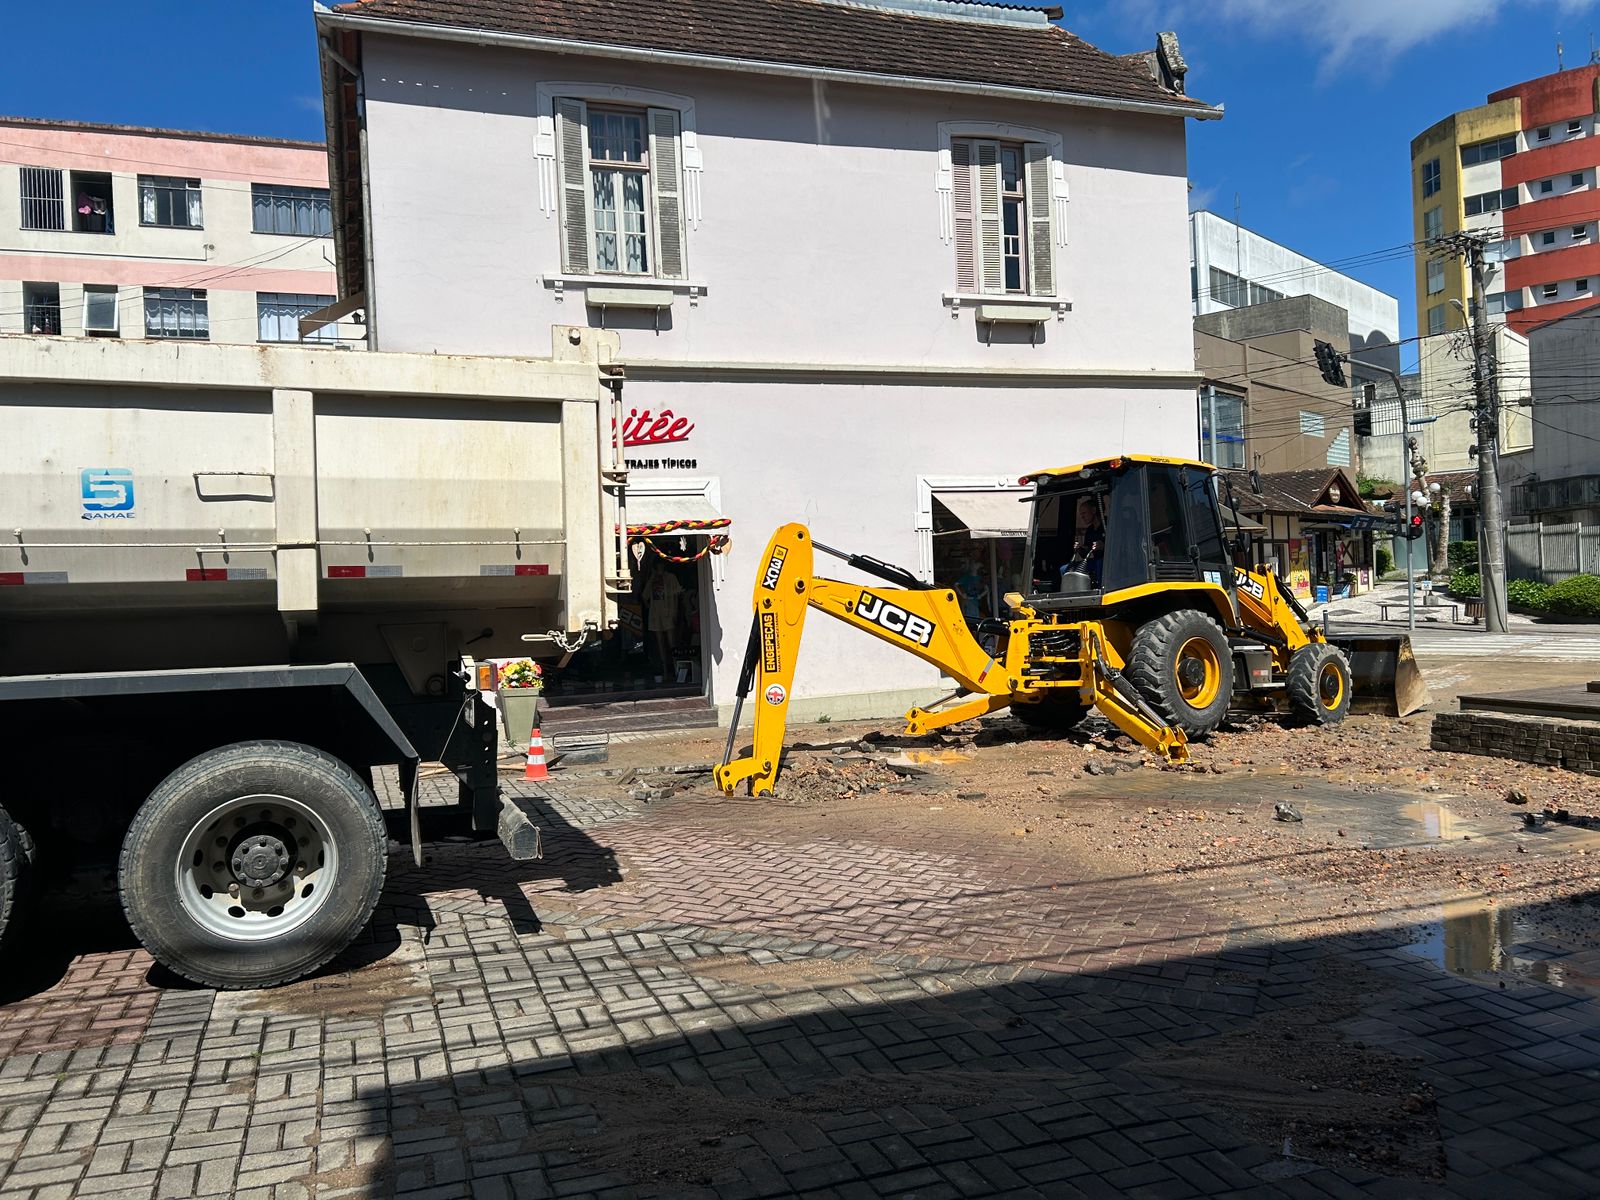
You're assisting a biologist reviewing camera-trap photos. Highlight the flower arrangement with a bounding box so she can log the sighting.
[499,658,544,691]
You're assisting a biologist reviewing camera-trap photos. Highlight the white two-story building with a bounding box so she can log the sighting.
[314,0,1219,725]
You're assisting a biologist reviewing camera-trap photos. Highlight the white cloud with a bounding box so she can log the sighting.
[1110,0,1597,79]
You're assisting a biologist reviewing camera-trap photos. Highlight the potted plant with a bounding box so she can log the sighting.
[496,658,544,750]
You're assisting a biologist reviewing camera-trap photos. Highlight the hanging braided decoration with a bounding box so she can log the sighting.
[625,518,732,564]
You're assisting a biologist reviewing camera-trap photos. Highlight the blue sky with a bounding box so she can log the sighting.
[1,0,1597,341]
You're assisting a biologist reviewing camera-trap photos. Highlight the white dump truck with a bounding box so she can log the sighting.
[0,328,625,988]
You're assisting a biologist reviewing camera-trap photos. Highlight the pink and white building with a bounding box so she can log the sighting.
[0,117,363,346]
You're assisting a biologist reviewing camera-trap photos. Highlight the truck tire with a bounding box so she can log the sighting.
[0,806,23,958]
[1288,644,1352,725]
[1011,697,1090,732]
[1128,609,1234,739]
[119,741,387,990]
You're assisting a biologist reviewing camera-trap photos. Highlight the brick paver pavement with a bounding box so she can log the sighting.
[3,772,1600,1199]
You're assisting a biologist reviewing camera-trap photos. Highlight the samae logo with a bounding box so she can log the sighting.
[857,591,935,647]
[80,468,135,520]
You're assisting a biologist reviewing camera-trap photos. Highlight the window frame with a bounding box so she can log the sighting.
[138,175,203,229]
[19,166,65,231]
[1573,172,1587,189]
[1421,158,1441,198]
[585,105,654,277]
[1542,230,1558,246]
[1423,206,1443,240]
[143,286,209,340]
[1427,304,1446,334]
[256,291,339,344]
[82,285,120,335]
[1569,120,1585,135]
[250,184,333,237]
[1542,283,1560,300]
[23,281,61,335]
[938,121,1065,304]
[1426,258,1446,295]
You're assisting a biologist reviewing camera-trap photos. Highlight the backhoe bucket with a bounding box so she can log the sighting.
[1329,635,1431,717]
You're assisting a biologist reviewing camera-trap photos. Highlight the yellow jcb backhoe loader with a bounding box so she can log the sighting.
[715,455,1427,797]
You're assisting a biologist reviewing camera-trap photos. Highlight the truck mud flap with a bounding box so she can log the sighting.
[1329,635,1430,717]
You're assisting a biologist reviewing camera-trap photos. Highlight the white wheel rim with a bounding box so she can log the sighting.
[175,793,338,942]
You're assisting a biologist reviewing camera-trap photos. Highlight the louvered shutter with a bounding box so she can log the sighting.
[555,98,592,275]
[951,139,979,292]
[1023,142,1056,297]
[648,107,686,280]
[974,140,1003,295]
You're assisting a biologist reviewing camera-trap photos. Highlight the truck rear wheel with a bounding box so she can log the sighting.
[1288,644,1352,725]
[0,806,23,958]
[1128,609,1234,739]
[119,741,388,990]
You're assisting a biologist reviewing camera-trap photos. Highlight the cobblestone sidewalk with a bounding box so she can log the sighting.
[2,777,1599,1199]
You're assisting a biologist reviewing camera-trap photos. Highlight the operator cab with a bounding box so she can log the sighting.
[1022,456,1236,612]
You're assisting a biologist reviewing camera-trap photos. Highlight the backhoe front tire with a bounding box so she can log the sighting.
[1128,609,1234,739]
[120,741,388,990]
[1288,644,1352,725]
[1011,698,1091,733]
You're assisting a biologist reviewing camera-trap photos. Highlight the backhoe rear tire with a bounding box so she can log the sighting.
[1128,609,1234,739]
[1011,698,1090,733]
[1288,643,1352,725]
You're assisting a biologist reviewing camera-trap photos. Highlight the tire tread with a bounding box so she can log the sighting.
[119,740,387,990]
[1127,609,1234,739]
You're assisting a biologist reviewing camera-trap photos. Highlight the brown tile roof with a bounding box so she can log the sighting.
[328,0,1209,111]
[1222,468,1366,518]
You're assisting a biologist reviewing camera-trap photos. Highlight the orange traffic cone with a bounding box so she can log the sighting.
[523,726,549,781]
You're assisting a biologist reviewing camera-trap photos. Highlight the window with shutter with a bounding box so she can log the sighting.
[648,108,686,279]
[950,140,979,292]
[950,134,1059,299]
[555,97,593,275]
[1023,143,1055,297]
[975,141,1004,295]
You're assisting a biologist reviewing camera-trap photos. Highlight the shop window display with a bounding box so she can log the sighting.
[932,499,1028,624]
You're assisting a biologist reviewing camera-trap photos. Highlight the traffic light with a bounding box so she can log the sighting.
[1313,339,1347,387]
[1404,512,1426,541]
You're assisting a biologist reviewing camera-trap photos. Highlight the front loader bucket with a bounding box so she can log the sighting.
[1329,635,1431,717]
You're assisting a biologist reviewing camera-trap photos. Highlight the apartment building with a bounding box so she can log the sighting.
[0,118,362,346]
[1193,294,1358,475]
[1411,64,1600,337]
[1189,210,1401,373]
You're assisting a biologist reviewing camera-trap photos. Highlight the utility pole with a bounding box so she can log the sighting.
[1435,234,1509,632]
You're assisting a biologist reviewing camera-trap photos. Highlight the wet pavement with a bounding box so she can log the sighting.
[4,646,1600,1197]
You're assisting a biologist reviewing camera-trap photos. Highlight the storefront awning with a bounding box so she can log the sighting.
[1223,504,1267,535]
[934,489,1030,538]
[623,491,730,537]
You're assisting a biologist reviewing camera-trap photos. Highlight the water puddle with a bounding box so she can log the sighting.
[887,749,974,767]
[1399,800,1467,840]
[1401,898,1600,999]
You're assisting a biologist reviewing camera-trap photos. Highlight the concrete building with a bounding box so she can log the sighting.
[1411,64,1600,338]
[1189,210,1401,373]
[1523,301,1600,523]
[314,0,1219,723]
[1194,295,1358,475]
[0,118,362,346]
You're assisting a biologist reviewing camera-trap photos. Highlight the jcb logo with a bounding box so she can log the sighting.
[1234,569,1265,601]
[858,591,935,647]
[760,546,788,590]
